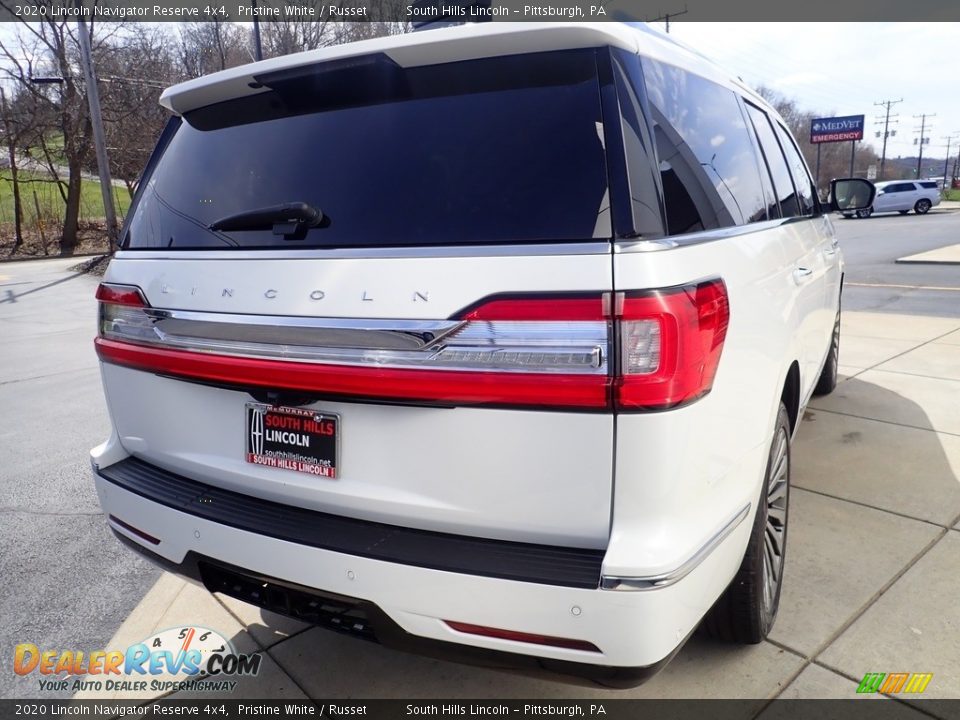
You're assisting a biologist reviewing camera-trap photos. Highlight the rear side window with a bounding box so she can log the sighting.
[125,50,610,250]
[885,183,915,193]
[745,104,800,218]
[919,181,938,189]
[642,58,768,236]
[773,123,816,216]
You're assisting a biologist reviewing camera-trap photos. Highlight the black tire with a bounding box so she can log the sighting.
[855,207,872,219]
[703,403,791,644]
[914,199,932,215]
[813,305,841,396]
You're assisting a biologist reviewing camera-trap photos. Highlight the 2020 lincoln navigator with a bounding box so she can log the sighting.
[91,22,872,686]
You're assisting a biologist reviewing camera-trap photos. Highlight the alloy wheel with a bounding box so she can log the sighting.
[762,427,789,613]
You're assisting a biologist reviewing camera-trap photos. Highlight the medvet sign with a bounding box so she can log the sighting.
[810,115,865,144]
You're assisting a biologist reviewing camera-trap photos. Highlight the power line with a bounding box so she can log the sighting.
[873,98,902,181]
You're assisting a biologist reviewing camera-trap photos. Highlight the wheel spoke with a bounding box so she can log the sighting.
[768,477,787,504]
[765,523,783,558]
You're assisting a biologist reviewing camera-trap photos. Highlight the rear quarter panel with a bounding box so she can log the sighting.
[606,223,802,576]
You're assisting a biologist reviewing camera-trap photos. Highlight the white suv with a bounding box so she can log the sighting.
[91,23,872,686]
[844,179,940,218]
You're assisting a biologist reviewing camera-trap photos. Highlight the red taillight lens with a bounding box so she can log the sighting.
[95,283,147,307]
[93,282,728,412]
[444,620,600,653]
[615,280,729,410]
[459,295,606,322]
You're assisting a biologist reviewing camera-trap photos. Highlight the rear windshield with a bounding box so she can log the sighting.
[124,50,610,250]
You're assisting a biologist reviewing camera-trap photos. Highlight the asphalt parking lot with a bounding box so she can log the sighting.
[2,208,959,707]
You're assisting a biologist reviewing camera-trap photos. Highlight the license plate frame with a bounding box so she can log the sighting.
[245,403,340,479]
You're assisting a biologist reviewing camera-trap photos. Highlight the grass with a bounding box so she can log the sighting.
[25,134,67,166]
[944,188,960,202]
[0,169,131,229]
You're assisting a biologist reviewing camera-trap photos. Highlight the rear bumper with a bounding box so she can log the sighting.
[110,530,675,688]
[92,446,754,686]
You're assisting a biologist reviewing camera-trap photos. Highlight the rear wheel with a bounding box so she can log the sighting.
[813,306,841,396]
[855,207,873,219]
[914,199,932,214]
[703,403,791,644]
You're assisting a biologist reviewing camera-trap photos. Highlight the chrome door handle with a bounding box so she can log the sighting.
[823,247,838,257]
[793,267,814,284]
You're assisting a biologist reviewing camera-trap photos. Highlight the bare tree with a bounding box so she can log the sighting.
[759,87,880,192]
[97,24,178,195]
[0,86,25,253]
[0,5,124,254]
[179,20,249,78]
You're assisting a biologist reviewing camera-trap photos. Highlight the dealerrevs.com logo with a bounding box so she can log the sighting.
[14,626,261,694]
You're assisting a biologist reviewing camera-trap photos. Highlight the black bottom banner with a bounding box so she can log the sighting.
[0,700,957,720]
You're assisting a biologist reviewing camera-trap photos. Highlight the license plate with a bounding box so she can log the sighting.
[245,403,339,478]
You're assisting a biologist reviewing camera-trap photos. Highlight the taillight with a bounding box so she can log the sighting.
[95,283,148,307]
[615,280,729,410]
[94,290,612,410]
[93,282,728,411]
[96,283,154,343]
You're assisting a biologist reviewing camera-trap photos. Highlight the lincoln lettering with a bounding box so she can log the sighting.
[265,430,310,447]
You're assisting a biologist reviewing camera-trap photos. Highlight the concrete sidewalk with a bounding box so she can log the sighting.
[72,311,960,706]
[897,244,960,265]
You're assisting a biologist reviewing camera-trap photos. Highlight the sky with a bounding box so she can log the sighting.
[665,22,959,163]
[1,20,956,163]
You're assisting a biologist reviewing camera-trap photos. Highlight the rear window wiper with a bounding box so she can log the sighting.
[208,202,325,239]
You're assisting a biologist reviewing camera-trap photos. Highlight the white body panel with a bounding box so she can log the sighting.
[101,251,615,547]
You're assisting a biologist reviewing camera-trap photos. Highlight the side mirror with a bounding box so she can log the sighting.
[828,178,876,212]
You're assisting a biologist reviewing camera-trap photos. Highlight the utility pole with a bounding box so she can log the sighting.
[650,5,688,33]
[75,16,119,252]
[873,98,902,181]
[0,87,23,253]
[953,140,960,189]
[943,134,959,190]
[913,113,935,180]
[251,0,263,61]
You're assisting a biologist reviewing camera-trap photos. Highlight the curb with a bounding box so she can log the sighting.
[0,251,109,264]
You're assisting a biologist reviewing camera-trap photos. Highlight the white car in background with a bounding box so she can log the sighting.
[845,179,940,218]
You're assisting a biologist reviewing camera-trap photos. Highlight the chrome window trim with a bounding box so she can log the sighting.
[600,503,751,591]
[114,242,612,261]
[614,215,818,254]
